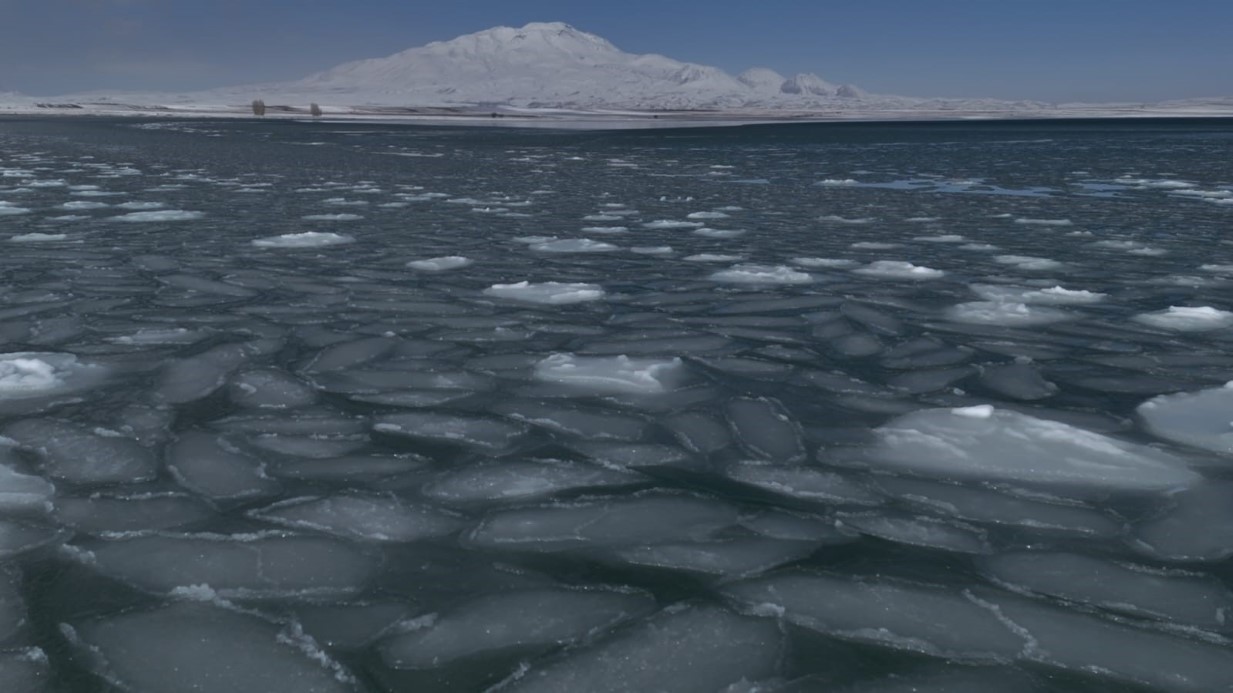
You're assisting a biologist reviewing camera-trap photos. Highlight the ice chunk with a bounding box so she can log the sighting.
[501,605,781,693]
[976,588,1233,692]
[423,460,642,506]
[1132,482,1233,562]
[1139,383,1233,455]
[726,463,882,507]
[373,412,526,452]
[484,281,605,305]
[79,532,376,598]
[726,398,806,462]
[156,343,252,404]
[874,476,1122,537]
[1134,306,1233,332]
[0,647,49,693]
[406,256,472,271]
[530,238,618,253]
[993,255,1063,270]
[684,253,745,262]
[0,457,54,515]
[864,406,1199,493]
[52,493,215,534]
[853,261,945,279]
[791,257,857,268]
[1014,217,1072,226]
[0,520,65,560]
[9,233,67,243]
[611,537,819,579]
[838,512,991,554]
[379,588,654,669]
[723,572,1026,661]
[642,220,704,229]
[3,420,155,486]
[533,353,682,394]
[167,432,279,501]
[981,551,1233,631]
[468,494,739,552]
[228,369,317,409]
[70,602,357,693]
[946,302,1070,326]
[250,494,462,543]
[629,246,673,255]
[112,210,203,222]
[971,284,1106,304]
[290,601,411,650]
[0,352,106,408]
[301,213,363,221]
[251,232,354,248]
[978,362,1057,400]
[709,264,812,285]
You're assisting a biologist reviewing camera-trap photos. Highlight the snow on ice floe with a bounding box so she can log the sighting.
[111,210,204,222]
[530,238,618,253]
[9,233,68,242]
[1013,217,1073,226]
[59,200,109,210]
[863,405,1199,493]
[994,255,1064,270]
[406,255,472,271]
[684,253,744,262]
[379,588,655,669]
[630,246,673,255]
[642,220,704,229]
[946,301,1071,326]
[533,354,682,394]
[791,257,857,268]
[1138,383,1233,455]
[708,264,812,285]
[852,261,945,279]
[115,201,165,210]
[581,225,628,234]
[251,232,355,248]
[484,281,605,304]
[970,284,1106,304]
[301,213,363,221]
[69,602,358,693]
[692,227,745,238]
[0,352,106,407]
[686,211,730,219]
[1133,306,1233,332]
[0,202,30,216]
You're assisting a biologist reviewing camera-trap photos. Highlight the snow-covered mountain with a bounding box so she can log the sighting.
[231,22,878,110]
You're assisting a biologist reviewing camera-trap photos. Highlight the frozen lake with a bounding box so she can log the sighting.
[1,116,1232,691]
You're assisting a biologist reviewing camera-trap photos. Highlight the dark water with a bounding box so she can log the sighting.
[0,116,1232,692]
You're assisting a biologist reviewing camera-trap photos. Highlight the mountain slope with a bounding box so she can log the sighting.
[242,22,879,110]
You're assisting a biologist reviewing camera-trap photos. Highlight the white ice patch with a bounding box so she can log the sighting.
[0,202,31,216]
[1014,218,1073,226]
[817,178,858,185]
[643,220,704,229]
[534,354,682,394]
[116,201,166,210]
[970,284,1106,305]
[252,232,354,248]
[112,210,204,222]
[0,357,61,393]
[301,214,363,221]
[994,255,1064,270]
[530,238,618,253]
[819,215,873,224]
[913,234,966,243]
[946,301,1071,326]
[581,226,628,234]
[1138,384,1233,455]
[684,253,745,262]
[630,246,673,255]
[484,281,605,305]
[867,406,1199,493]
[60,201,109,210]
[1133,306,1233,332]
[9,233,68,242]
[791,257,857,268]
[406,256,472,271]
[708,264,812,285]
[853,261,945,279]
[693,228,745,238]
[687,211,730,219]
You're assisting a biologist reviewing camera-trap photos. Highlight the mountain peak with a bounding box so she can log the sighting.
[287,22,862,110]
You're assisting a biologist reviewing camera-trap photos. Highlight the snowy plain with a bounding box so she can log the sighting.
[0,116,1231,691]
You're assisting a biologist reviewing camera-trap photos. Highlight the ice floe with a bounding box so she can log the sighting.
[251,232,355,248]
[853,261,945,279]
[1133,306,1233,332]
[708,264,812,285]
[1139,383,1233,455]
[406,255,472,271]
[484,281,605,304]
[533,353,682,394]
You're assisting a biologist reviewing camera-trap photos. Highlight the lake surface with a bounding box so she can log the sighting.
[1,116,1232,692]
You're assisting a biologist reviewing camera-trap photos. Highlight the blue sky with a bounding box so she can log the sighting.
[2,0,1230,102]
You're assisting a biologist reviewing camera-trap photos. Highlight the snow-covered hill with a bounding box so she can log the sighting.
[219,22,884,110]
